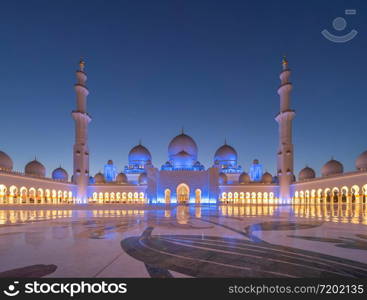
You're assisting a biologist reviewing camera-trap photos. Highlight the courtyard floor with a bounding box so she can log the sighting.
[0,204,366,278]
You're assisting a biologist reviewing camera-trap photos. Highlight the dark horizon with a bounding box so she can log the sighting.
[0,0,366,177]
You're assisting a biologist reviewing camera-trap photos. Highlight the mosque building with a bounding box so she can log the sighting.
[0,58,366,206]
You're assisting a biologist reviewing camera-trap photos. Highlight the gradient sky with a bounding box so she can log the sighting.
[0,0,366,177]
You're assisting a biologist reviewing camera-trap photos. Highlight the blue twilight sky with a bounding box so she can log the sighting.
[0,0,366,177]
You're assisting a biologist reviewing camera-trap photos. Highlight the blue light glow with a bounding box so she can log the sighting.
[104,163,117,182]
[250,162,263,181]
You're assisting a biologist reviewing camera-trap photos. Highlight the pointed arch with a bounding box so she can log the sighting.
[176,183,190,204]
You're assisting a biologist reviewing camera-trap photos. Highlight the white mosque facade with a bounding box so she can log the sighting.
[0,58,367,206]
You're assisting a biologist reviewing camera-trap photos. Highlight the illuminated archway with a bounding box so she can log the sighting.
[234,192,239,204]
[29,188,36,204]
[127,192,133,202]
[351,185,360,204]
[104,192,109,203]
[139,192,145,203]
[362,184,367,204]
[305,190,310,204]
[245,192,250,204]
[52,190,57,204]
[37,188,44,204]
[176,183,190,204]
[332,187,339,203]
[311,189,316,204]
[221,192,227,203]
[45,189,51,203]
[228,192,233,203]
[317,189,323,203]
[0,185,6,203]
[240,192,245,204]
[20,186,27,204]
[57,190,63,204]
[164,189,171,205]
[294,191,299,204]
[195,189,201,204]
[8,185,17,204]
[324,188,331,203]
[0,185,7,204]
[341,186,348,203]
[63,191,68,203]
[257,192,262,204]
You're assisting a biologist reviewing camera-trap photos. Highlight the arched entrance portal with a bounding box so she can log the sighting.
[176,183,190,204]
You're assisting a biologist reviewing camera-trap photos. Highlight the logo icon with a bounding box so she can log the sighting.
[322,9,358,43]
[3,282,20,297]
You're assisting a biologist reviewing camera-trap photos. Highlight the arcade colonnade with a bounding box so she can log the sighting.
[90,191,146,204]
[0,184,73,204]
[219,191,278,204]
[293,184,367,205]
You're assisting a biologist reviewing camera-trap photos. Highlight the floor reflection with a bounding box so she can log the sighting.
[0,202,366,226]
[219,203,367,225]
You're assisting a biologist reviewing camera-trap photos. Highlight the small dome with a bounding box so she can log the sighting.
[116,172,127,183]
[25,159,46,177]
[88,176,95,184]
[298,166,315,181]
[214,144,237,166]
[94,172,105,183]
[356,150,367,171]
[128,144,152,164]
[261,172,273,184]
[0,151,13,170]
[321,159,343,177]
[107,159,113,165]
[52,167,68,181]
[218,172,227,185]
[239,172,250,184]
[138,173,148,184]
[168,133,198,159]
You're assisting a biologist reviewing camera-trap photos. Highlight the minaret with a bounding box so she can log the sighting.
[72,59,91,203]
[275,57,295,203]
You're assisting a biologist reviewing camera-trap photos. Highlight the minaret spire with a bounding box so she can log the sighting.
[282,55,288,71]
[72,59,92,203]
[275,56,295,203]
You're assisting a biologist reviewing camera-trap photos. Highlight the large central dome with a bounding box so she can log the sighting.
[168,133,198,160]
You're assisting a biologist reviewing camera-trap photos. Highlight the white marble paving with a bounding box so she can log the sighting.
[0,204,366,277]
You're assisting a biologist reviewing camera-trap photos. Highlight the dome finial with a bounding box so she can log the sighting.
[282,55,288,70]
[181,126,184,135]
[79,58,85,72]
[139,138,142,145]
[224,137,227,145]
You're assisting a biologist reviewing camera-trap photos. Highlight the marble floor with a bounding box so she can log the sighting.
[0,204,366,278]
